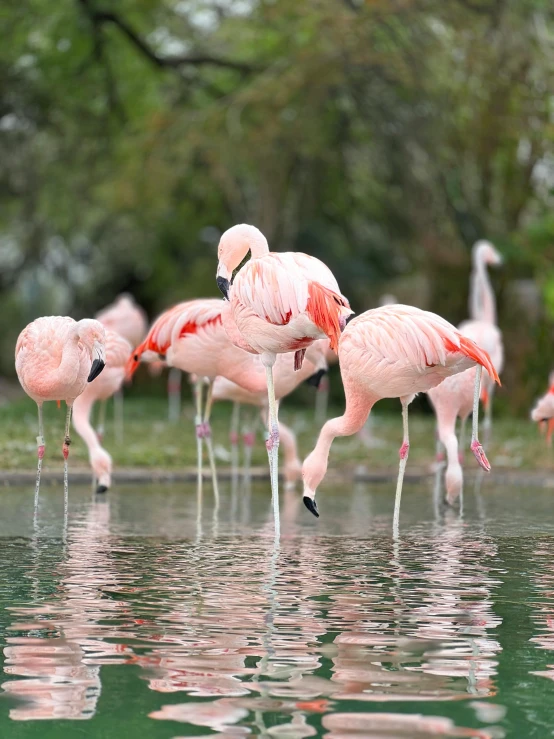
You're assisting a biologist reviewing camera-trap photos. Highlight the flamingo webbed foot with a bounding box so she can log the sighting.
[470,440,491,472]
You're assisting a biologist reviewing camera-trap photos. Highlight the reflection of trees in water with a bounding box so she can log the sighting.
[2,499,129,720]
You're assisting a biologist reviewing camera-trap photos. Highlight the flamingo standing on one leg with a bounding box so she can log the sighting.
[216,224,351,530]
[468,240,503,438]
[15,317,106,505]
[428,321,502,506]
[302,305,499,534]
[72,330,132,493]
[212,340,329,487]
[95,293,148,441]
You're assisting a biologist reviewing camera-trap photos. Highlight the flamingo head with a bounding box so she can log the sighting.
[77,319,106,382]
[445,464,463,506]
[91,446,112,493]
[216,224,269,299]
[302,448,329,518]
[473,240,503,268]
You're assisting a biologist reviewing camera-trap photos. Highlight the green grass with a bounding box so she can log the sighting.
[0,395,551,474]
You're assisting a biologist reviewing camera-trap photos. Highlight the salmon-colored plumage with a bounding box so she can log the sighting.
[302,304,499,530]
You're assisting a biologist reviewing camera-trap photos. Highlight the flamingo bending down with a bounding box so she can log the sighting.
[212,340,329,486]
[531,373,554,444]
[95,293,148,441]
[15,317,106,501]
[468,240,503,435]
[302,305,499,533]
[427,321,502,505]
[216,224,351,529]
[127,299,273,494]
[72,330,132,493]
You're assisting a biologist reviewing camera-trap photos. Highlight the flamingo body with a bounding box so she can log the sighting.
[95,294,147,347]
[302,305,499,529]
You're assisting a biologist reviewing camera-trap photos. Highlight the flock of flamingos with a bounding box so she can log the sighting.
[13,223,552,535]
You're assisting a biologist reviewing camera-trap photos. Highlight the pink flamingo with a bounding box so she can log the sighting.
[428,321,502,505]
[127,299,274,496]
[72,330,132,493]
[15,317,106,502]
[302,305,499,533]
[468,240,504,435]
[212,340,329,486]
[531,373,554,444]
[95,294,148,441]
[216,223,351,526]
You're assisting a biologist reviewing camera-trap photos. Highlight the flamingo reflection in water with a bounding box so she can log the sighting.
[1,499,130,720]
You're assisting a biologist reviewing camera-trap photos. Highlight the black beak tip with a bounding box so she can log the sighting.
[303,496,319,518]
[87,358,105,382]
[96,484,109,494]
[305,368,327,389]
[216,276,230,300]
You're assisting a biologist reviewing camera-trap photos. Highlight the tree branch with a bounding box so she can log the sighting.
[77,0,256,74]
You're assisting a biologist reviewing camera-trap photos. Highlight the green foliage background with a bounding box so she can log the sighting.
[2,0,554,413]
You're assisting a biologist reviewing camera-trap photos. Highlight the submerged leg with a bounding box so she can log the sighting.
[63,403,73,516]
[264,361,280,534]
[114,390,124,444]
[470,366,491,472]
[168,367,182,423]
[194,379,204,493]
[393,400,410,537]
[96,399,107,443]
[203,379,220,509]
[230,401,240,482]
[34,403,45,514]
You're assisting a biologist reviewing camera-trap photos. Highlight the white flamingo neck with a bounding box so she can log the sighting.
[471,259,496,324]
[246,227,270,260]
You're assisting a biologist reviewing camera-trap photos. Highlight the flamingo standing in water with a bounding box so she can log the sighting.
[72,330,132,493]
[15,317,106,501]
[127,299,273,495]
[212,340,329,486]
[95,294,148,440]
[428,320,502,505]
[216,224,351,528]
[468,240,504,436]
[302,305,499,534]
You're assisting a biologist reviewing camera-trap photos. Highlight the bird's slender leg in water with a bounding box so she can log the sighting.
[96,400,107,443]
[63,403,73,524]
[202,379,220,510]
[230,402,241,483]
[433,434,444,516]
[194,380,204,494]
[34,403,45,516]
[114,389,124,443]
[168,367,182,423]
[470,366,490,471]
[393,400,410,537]
[264,360,280,534]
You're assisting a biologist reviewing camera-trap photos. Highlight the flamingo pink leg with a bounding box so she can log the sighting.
[63,403,73,509]
[194,380,204,493]
[202,379,220,508]
[34,403,45,510]
[470,365,491,472]
[264,360,280,533]
[230,401,240,481]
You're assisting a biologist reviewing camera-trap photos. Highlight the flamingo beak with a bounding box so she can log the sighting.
[305,368,327,389]
[88,340,106,382]
[216,263,231,300]
[303,485,319,517]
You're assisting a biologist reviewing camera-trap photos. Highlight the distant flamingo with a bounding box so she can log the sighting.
[72,330,132,493]
[428,321,502,505]
[95,294,148,441]
[216,224,351,528]
[127,299,273,495]
[468,240,503,435]
[15,317,106,501]
[531,373,554,444]
[302,305,499,533]
[212,340,329,486]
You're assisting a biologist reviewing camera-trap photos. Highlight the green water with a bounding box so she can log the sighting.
[0,479,554,737]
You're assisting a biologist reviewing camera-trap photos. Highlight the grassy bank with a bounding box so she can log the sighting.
[0,394,550,474]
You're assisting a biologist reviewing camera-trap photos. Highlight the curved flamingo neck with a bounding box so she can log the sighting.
[470,257,496,325]
[72,394,102,454]
[248,230,270,260]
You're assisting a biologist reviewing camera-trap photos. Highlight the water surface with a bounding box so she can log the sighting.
[0,479,553,737]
